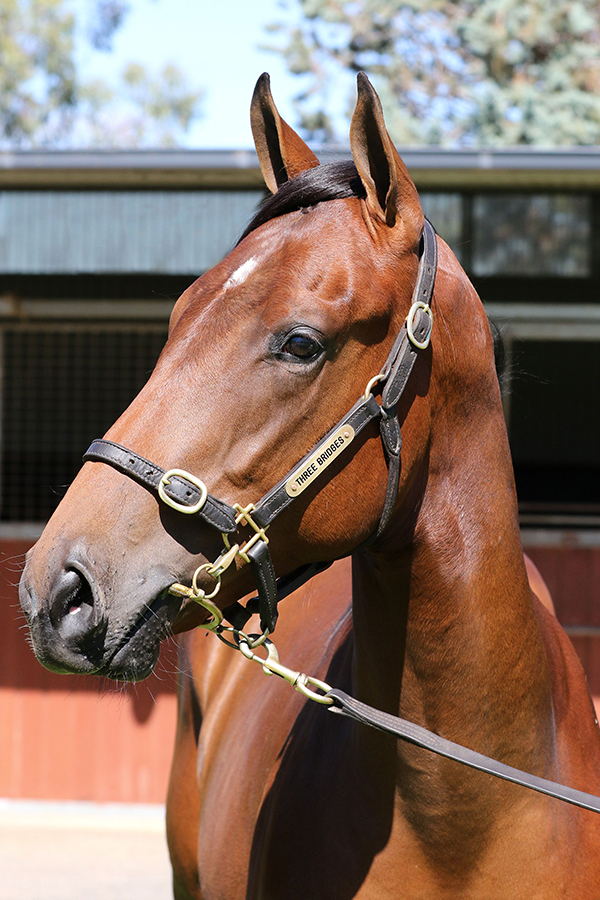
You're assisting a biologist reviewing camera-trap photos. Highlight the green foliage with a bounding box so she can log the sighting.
[123,63,200,136]
[269,0,600,145]
[0,0,77,143]
[77,61,203,147]
[0,0,203,147]
[88,0,129,50]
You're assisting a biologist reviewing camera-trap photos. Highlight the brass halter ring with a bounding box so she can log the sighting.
[169,563,223,631]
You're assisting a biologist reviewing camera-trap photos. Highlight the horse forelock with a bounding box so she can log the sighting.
[239,160,366,243]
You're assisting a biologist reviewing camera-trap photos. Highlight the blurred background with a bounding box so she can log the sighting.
[2,0,600,894]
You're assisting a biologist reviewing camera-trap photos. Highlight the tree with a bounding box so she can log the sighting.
[0,0,203,147]
[268,0,600,146]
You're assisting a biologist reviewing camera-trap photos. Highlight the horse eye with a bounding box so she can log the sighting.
[282,333,323,360]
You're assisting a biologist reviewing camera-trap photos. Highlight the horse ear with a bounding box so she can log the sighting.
[350,72,422,232]
[251,72,320,194]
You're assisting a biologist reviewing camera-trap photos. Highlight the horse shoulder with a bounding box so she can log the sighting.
[524,553,555,615]
[170,560,353,899]
[532,594,600,865]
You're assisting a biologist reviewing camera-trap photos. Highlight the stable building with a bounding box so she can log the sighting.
[1,146,599,802]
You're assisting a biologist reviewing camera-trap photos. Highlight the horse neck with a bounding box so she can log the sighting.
[349,366,555,784]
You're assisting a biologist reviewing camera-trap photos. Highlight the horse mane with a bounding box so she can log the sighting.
[238,160,366,243]
[489,319,507,394]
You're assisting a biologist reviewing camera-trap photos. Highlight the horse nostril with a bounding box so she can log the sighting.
[50,568,100,644]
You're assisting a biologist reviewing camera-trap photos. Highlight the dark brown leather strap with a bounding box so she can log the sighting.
[247,539,279,633]
[83,221,438,634]
[83,439,238,534]
[327,689,600,814]
[252,394,381,529]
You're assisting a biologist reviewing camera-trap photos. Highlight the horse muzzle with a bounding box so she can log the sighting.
[19,554,181,681]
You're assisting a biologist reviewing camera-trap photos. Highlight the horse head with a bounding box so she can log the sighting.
[19,73,498,683]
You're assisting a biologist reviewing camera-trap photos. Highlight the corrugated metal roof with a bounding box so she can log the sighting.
[3,146,600,170]
[1,147,599,189]
[0,190,264,274]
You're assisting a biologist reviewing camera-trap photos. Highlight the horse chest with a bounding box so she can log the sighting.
[187,655,600,900]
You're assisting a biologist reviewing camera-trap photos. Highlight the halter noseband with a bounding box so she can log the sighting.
[83,220,437,637]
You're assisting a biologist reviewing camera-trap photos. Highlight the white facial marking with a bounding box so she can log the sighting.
[223,256,259,291]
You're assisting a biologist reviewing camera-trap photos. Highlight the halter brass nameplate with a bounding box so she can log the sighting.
[285,425,355,497]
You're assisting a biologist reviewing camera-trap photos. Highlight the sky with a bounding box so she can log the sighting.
[79,0,303,149]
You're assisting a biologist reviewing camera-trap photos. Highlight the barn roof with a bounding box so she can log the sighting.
[1,147,600,189]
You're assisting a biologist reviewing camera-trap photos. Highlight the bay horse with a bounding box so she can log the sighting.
[19,73,600,898]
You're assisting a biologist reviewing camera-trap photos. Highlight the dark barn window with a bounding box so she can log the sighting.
[1,327,167,522]
[472,194,591,277]
[509,339,600,514]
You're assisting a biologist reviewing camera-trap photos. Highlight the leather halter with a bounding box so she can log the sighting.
[81,220,600,817]
[83,220,437,635]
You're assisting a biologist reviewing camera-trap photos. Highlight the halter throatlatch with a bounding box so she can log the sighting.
[83,220,437,638]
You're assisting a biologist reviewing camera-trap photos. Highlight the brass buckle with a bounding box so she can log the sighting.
[158,468,208,514]
[406,301,433,350]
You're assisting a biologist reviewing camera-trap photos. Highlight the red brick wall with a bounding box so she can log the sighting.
[523,536,600,714]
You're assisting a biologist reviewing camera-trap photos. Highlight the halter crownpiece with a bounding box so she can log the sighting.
[83,219,437,637]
